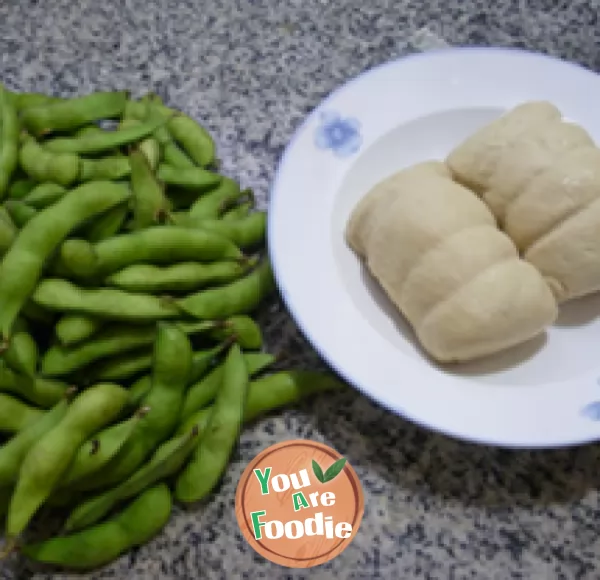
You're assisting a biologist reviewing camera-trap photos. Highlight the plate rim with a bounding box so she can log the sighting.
[267,45,600,449]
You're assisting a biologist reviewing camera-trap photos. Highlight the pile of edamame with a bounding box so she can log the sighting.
[0,86,343,570]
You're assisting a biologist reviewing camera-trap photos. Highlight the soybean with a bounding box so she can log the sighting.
[74,323,193,491]
[188,212,267,250]
[175,343,248,503]
[188,177,246,220]
[32,279,182,321]
[157,164,221,190]
[44,116,166,155]
[56,314,104,346]
[3,327,38,378]
[0,395,72,486]
[167,114,216,168]
[7,382,129,538]
[8,179,35,200]
[207,314,263,350]
[129,148,168,230]
[79,156,131,181]
[0,393,44,434]
[180,351,275,421]
[163,141,195,168]
[4,200,36,227]
[19,136,80,186]
[179,370,344,435]
[42,324,157,377]
[85,203,129,242]
[66,426,198,532]
[106,260,251,294]
[0,87,19,198]
[60,226,243,279]
[22,183,66,209]
[0,180,130,339]
[88,350,153,382]
[60,406,148,488]
[177,258,275,320]
[222,200,252,221]
[22,483,172,570]
[21,90,128,136]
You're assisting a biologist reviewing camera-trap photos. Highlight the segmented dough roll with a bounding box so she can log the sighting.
[346,162,558,363]
[447,101,600,303]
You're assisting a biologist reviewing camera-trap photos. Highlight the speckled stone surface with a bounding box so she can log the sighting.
[2,1,600,578]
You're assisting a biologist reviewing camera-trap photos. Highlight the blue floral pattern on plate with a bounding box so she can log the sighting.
[314,111,362,158]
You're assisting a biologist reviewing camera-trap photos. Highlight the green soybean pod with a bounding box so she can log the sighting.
[0,363,69,407]
[157,164,221,190]
[18,136,80,187]
[86,203,129,242]
[74,323,193,492]
[180,351,275,422]
[179,371,344,435]
[44,115,166,155]
[188,178,246,220]
[10,92,63,111]
[6,382,130,538]
[79,156,131,182]
[222,200,253,221]
[163,141,195,168]
[0,181,130,339]
[84,349,153,383]
[106,260,251,294]
[175,343,248,503]
[0,87,19,198]
[8,179,35,200]
[60,226,243,280]
[32,279,182,322]
[21,90,128,136]
[167,114,216,168]
[0,393,44,435]
[22,483,172,570]
[22,183,67,209]
[189,213,267,250]
[119,119,161,170]
[60,406,149,488]
[3,327,38,378]
[0,216,15,258]
[207,315,263,350]
[41,324,157,377]
[0,393,73,486]
[129,148,168,230]
[56,314,104,346]
[4,200,36,227]
[65,426,198,532]
[177,258,275,320]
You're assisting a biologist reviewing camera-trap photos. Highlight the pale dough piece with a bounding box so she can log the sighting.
[417,260,557,363]
[400,224,517,328]
[364,173,496,302]
[345,161,449,257]
[445,101,561,193]
[525,195,600,302]
[505,146,600,252]
[484,121,594,222]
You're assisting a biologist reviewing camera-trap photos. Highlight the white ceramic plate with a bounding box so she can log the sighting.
[268,46,600,449]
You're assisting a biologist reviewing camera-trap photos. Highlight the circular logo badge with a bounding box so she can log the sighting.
[235,439,364,568]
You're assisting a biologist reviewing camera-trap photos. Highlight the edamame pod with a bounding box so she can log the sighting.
[8,179,35,200]
[188,177,245,220]
[79,156,131,181]
[18,136,80,187]
[21,90,128,136]
[88,349,153,382]
[22,183,66,209]
[74,323,193,491]
[163,141,195,168]
[0,393,44,434]
[0,181,130,339]
[177,258,275,320]
[41,324,157,377]
[222,200,252,221]
[129,148,168,230]
[32,279,181,321]
[188,212,267,250]
[60,406,149,488]
[4,200,36,227]
[0,215,15,257]
[85,203,129,242]
[167,113,216,168]
[157,164,221,190]
[180,351,275,421]
[106,260,251,294]
[44,116,167,154]
[60,226,243,279]
[0,87,19,198]
[55,314,104,346]
[179,370,344,435]
[7,382,129,537]
[3,329,37,378]
[207,314,263,350]
[65,426,198,532]
[22,484,172,570]
[175,344,248,503]
[10,92,62,111]
[0,395,73,486]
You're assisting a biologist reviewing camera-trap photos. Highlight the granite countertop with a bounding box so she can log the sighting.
[2,1,600,578]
